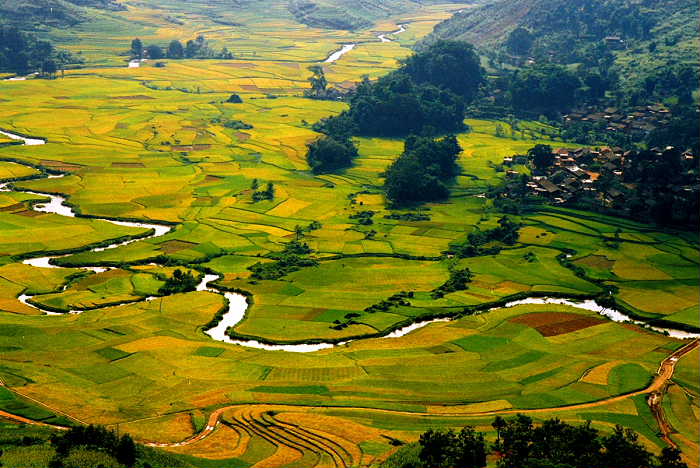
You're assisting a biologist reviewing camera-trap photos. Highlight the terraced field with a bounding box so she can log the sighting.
[0,0,697,466]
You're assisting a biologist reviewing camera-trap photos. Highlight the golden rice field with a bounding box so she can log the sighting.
[0,1,697,466]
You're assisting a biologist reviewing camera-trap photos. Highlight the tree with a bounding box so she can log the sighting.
[419,429,455,468]
[658,447,687,468]
[403,40,485,102]
[308,65,327,94]
[505,27,534,56]
[146,44,163,60]
[115,434,136,467]
[527,144,554,172]
[499,414,534,468]
[453,426,487,468]
[384,135,461,206]
[130,38,143,59]
[41,59,57,78]
[167,40,184,59]
[306,135,358,174]
[600,425,652,468]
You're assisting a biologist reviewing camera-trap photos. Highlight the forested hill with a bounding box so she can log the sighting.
[0,0,124,28]
[424,0,699,68]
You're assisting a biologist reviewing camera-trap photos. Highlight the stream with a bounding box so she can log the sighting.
[377,24,407,43]
[1,130,697,352]
[325,23,408,63]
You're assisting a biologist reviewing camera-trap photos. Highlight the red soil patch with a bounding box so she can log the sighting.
[511,312,605,337]
[203,175,224,183]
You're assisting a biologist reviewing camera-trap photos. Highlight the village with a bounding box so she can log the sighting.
[503,144,697,207]
[563,103,672,136]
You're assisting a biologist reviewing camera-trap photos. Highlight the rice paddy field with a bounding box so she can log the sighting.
[0,1,697,466]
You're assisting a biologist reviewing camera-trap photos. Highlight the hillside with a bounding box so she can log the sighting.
[424,0,699,88]
[0,0,123,27]
[288,0,468,30]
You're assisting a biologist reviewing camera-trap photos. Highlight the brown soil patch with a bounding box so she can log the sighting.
[575,255,615,270]
[53,96,71,100]
[111,162,145,168]
[0,203,25,212]
[511,312,604,336]
[203,175,223,183]
[114,95,155,100]
[159,240,198,254]
[239,85,260,91]
[14,209,44,217]
[279,62,300,70]
[40,160,83,171]
[301,308,325,320]
[426,345,455,355]
[171,144,211,152]
[236,132,251,141]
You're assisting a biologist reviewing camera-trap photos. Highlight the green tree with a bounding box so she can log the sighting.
[130,38,143,59]
[658,447,687,468]
[146,44,164,60]
[600,425,652,468]
[505,27,534,56]
[453,426,487,468]
[167,40,184,59]
[308,65,328,94]
[527,144,554,172]
[306,135,358,174]
[419,429,455,468]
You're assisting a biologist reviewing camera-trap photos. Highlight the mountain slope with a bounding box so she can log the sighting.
[0,0,124,28]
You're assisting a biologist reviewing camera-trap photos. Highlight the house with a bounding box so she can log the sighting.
[604,36,625,49]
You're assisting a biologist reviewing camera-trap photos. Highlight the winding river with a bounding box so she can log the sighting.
[1,130,697,353]
[324,23,408,63]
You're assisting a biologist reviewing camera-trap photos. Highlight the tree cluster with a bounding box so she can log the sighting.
[0,26,78,75]
[158,269,198,295]
[431,267,473,298]
[492,414,686,468]
[130,35,233,61]
[314,40,484,138]
[49,425,136,468]
[384,135,462,206]
[384,415,687,468]
[248,240,318,280]
[507,64,582,115]
[450,216,521,258]
[306,135,359,174]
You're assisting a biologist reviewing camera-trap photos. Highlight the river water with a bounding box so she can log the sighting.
[2,130,697,352]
